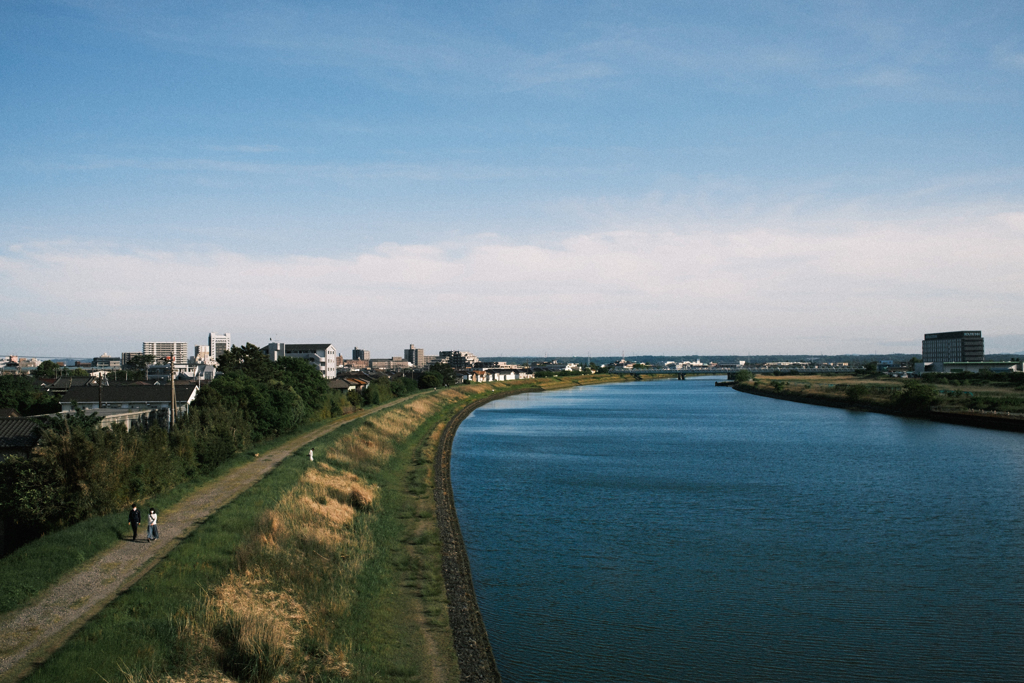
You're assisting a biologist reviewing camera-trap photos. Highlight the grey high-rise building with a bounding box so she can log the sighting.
[352,348,367,361]
[922,331,984,362]
[404,345,426,368]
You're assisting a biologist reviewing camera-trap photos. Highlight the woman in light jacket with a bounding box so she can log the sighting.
[147,508,159,541]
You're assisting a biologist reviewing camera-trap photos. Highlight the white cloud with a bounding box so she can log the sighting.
[4,207,1022,357]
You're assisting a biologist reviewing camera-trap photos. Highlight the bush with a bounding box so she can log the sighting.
[418,372,442,389]
[890,381,938,416]
[845,385,868,402]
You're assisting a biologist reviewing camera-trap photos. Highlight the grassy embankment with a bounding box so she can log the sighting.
[18,374,625,683]
[734,373,1024,426]
[0,426,328,616]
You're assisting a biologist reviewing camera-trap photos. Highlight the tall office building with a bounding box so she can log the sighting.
[143,341,188,364]
[922,331,984,362]
[209,333,231,360]
[404,344,426,368]
[352,348,367,361]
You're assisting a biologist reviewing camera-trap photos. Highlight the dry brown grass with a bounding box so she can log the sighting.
[173,464,382,680]
[167,385,498,682]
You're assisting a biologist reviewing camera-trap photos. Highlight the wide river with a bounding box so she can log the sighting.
[450,379,1024,682]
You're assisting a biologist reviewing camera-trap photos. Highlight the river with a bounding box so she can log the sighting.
[450,378,1024,682]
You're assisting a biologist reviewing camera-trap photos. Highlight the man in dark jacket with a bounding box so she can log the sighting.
[128,504,141,542]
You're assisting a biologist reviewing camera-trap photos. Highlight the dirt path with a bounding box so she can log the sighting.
[0,398,414,683]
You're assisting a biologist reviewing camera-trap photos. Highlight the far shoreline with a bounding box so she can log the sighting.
[732,380,1024,433]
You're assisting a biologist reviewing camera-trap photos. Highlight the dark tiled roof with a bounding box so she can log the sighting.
[61,384,197,405]
[0,418,40,450]
[51,377,105,390]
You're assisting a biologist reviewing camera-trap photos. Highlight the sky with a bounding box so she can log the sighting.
[2,0,1023,358]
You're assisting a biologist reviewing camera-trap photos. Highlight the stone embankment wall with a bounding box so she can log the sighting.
[435,387,542,683]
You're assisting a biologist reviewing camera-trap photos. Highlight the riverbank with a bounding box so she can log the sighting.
[448,374,1024,682]
[732,379,1024,433]
[3,375,627,682]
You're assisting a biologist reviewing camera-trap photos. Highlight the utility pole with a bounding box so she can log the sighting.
[168,355,177,430]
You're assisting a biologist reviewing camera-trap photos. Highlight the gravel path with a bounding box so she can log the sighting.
[0,399,412,682]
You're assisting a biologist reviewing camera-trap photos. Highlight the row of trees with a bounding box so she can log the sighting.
[0,344,382,554]
[0,375,61,415]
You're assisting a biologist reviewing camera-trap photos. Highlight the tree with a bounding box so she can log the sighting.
[735,369,754,383]
[891,381,938,416]
[418,372,442,389]
[845,385,868,402]
[0,376,60,415]
[124,354,155,372]
[34,360,60,379]
[855,361,878,375]
[217,344,273,380]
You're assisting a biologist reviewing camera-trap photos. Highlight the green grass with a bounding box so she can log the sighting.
[336,405,460,681]
[20,394,473,683]
[20,418,361,683]
[0,418,344,617]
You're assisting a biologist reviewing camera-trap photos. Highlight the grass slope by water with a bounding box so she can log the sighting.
[0,426,323,617]
[16,377,625,682]
[733,374,1024,431]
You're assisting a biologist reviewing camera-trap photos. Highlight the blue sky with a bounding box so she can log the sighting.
[2,1,1023,357]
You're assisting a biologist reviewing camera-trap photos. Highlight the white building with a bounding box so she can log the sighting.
[209,333,231,361]
[194,345,211,364]
[143,341,188,364]
[278,343,339,379]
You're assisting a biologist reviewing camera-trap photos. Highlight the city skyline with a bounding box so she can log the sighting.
[2,2,1023,356]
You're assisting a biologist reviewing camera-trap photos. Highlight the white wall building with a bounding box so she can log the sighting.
[143,341,188,364]
[283,343,338,379]
[209,332,231,361]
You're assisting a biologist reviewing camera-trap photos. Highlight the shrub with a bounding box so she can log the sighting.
[845,385,868,402]
[891,381,938,416]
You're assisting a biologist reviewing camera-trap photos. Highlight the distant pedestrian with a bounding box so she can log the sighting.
[147,508,159,542]
[309,448,314,462]
[128,504,141,542]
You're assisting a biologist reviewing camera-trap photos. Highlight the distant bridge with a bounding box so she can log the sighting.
[610,367,855,380]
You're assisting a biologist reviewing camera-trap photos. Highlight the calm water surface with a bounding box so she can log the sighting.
[450,379,1024,682]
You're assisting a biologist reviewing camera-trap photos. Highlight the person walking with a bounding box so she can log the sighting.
[147,508,159,542]
[309,448,314,462]
[128,504,141,542]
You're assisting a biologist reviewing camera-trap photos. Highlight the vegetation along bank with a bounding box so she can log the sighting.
[731,371,1024,432]
[6,373,626,683]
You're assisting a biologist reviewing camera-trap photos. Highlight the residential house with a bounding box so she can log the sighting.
[60,383,200,428]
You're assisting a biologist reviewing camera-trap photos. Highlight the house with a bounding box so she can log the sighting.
[47,376,106,396]
[328,376,369,391]
[60,383,200,428]
[0,416,41,459]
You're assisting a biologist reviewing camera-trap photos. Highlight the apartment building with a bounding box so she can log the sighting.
[143,341,188,364]
[264,343,339,379]
[404,344,427,368]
